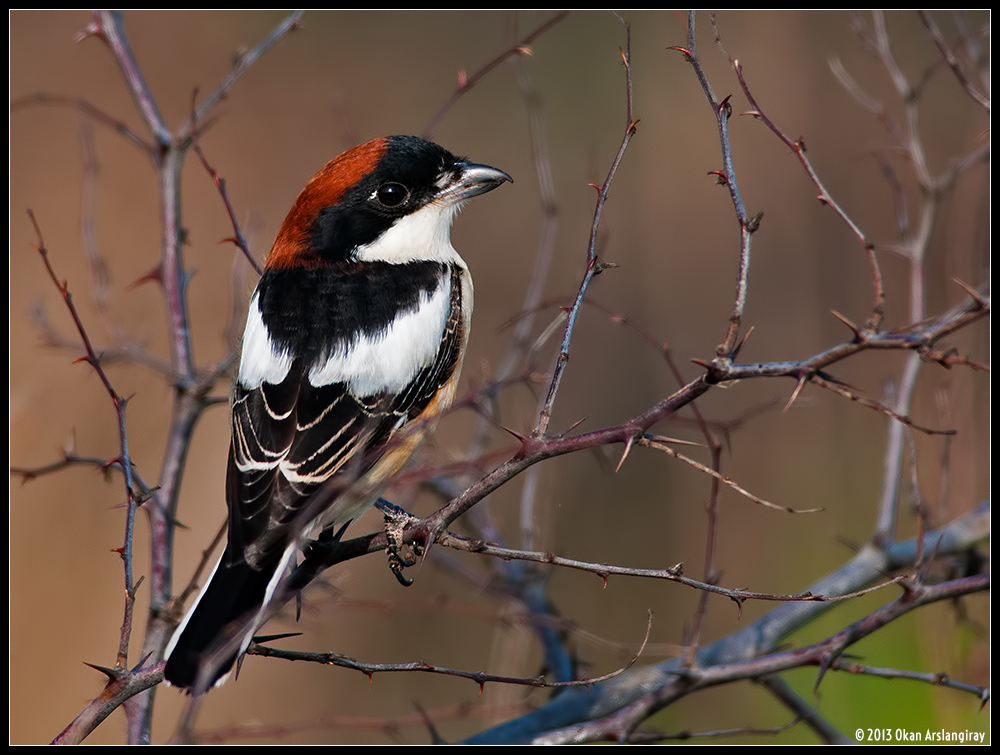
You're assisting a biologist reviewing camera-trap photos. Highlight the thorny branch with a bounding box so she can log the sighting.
[422,11,571,139]
[17,11,306,745]
[466,503,989,744]
[713,16,887,331]
[246,609,652,693]
[189,101,263,277]
[535,15,637,438]
[27,210,144,675]
[669,13,756,358]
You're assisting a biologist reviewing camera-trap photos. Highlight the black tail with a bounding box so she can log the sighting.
[163,545,284,691]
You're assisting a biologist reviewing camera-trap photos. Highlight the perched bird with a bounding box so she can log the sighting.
[163,135,511,691]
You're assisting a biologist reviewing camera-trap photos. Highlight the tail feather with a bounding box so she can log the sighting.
[163,545,290,691]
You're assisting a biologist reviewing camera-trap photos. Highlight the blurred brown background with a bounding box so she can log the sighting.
[10,10,989,744]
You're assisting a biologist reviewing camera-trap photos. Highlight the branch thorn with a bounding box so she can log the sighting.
[732,325,754,359]
[129,264,163,289]
[667,45,694,62]
[615,434,635,473]
[84,661,123,681]
[953,277,987,307]
[783,373,808,413]
[830,309,866,340]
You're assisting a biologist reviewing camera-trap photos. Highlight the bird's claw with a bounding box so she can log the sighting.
[378,499,421,587]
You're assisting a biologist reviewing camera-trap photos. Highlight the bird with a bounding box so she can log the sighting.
[163,135,511,691]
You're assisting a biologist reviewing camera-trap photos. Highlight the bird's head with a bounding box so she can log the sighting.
[265,135,512,270]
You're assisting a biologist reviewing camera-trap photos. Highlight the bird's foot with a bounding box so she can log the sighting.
[376,498,421,587]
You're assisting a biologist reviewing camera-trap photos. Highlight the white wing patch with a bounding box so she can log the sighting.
[308,277,451,396]
[238,293,293,388]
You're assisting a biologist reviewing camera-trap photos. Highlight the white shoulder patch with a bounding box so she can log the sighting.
[308,277,450,396]
[238,292,293,388]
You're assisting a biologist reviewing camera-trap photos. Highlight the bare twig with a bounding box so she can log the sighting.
[190,116,263,277]
[27,210,142,671]
[11,92,153,153]
[917,11,990,111]
[535,22,637,436]
[467,504,989,743]
[248,609,651,692]
[422,11,571,138]
[714,16,886,331]
[670,12,757,357]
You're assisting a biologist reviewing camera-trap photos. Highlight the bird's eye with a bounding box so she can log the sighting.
[375,182,408,208]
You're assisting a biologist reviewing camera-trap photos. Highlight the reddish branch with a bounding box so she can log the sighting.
[190,134,263,277]
[27,209,143,675]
